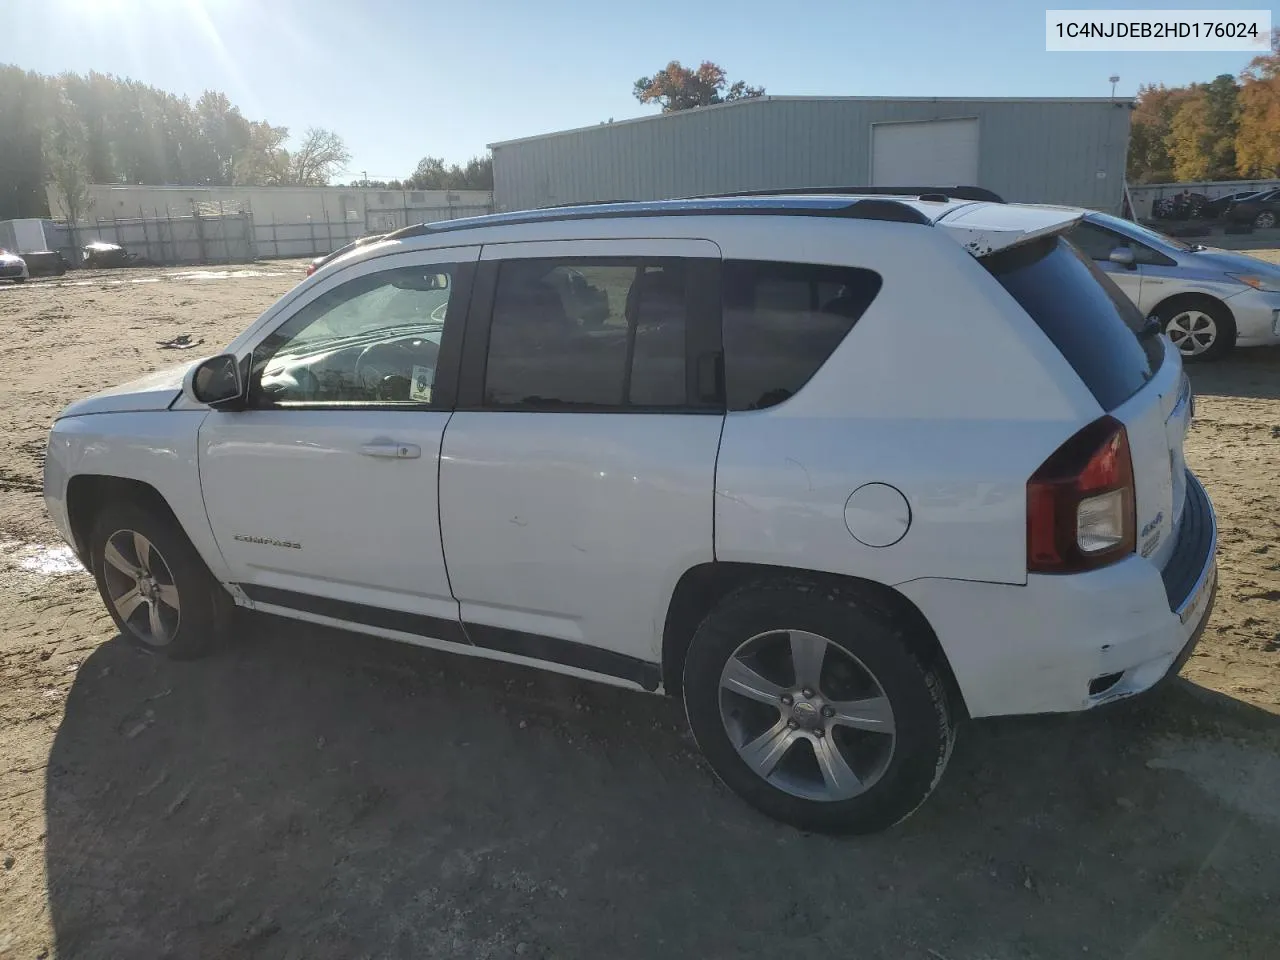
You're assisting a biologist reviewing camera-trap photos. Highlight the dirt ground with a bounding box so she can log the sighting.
[2,258,1280,959]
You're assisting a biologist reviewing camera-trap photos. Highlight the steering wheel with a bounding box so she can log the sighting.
[353,342,405,398]
[353,338,441,400]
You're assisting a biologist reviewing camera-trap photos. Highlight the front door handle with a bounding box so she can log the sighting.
[360,441,421,459]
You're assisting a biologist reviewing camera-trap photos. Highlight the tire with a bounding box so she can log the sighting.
[1155,299,1235,362]
[13,277,25,284]
[683,576,955,834]
[1255,211,1277,230]
[89,500,231,659]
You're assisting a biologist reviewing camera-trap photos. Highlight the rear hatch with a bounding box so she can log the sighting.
[973,226,1188,573]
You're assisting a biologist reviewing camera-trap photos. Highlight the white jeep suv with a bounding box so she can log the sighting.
[43,193,1218,834]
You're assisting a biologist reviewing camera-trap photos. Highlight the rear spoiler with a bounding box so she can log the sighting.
[935,203,1084,257]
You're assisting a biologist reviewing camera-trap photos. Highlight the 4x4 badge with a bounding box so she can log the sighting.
[1140,512,1164,539]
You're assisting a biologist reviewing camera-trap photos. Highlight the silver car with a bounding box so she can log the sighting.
[1066,212,1280,360]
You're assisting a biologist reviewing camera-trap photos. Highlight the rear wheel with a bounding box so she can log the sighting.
[1156,300,1235,362]
[1255,210,1277,230]
[89,500,231,659]
[683,577,955,834]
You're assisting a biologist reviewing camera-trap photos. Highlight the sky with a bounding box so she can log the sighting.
[1,0,1268,182]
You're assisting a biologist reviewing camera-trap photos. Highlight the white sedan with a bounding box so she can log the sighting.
[0,250,29,284]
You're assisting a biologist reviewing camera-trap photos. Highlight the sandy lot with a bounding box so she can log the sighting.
[1,259,1279,959]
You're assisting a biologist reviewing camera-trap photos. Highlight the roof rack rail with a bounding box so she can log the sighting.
[688,185,1006,203]
[383,195,936,241]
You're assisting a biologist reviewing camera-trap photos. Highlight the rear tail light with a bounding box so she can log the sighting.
[306,263,317,276]
[1027,416,1135,573]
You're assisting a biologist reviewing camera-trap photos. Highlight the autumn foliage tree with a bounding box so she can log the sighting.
[1127,30,1280,183]
[1128,84,1196,183]
[1164,74,1241,181]
[1236,29,1280,177]
[633,61,764,113]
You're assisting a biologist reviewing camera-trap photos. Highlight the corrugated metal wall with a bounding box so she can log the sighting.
[492,98,1131,214]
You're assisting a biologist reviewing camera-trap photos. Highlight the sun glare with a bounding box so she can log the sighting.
[67,0,233,18]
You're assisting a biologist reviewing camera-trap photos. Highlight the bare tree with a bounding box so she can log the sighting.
[290,128,351,186]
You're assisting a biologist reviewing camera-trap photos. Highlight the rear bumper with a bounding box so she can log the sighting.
[899,471,1217,718]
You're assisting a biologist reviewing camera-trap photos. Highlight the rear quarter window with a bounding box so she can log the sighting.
[984,235,1163,411]
[722,260,883,411]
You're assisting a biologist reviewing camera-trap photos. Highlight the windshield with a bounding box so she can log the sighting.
[1090,212,1195,253]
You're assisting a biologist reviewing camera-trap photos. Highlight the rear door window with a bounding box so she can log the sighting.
[722,260,882,411]
[984,236,1164,411]
[482,258,693,409]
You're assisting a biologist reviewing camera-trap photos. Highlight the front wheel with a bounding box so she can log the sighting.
[89,500,231,659]
[1156,300,1235,361]
[683,577,955,834]
[1255,211,1277,230]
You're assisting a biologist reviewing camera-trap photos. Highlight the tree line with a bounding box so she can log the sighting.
[1128,30,1280,184]
[347,155,494,192]
[0,65,493,223]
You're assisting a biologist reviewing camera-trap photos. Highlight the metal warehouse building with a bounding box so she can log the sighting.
[491,96,1132,213]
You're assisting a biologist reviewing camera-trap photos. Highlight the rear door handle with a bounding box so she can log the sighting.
[360,441,421,459]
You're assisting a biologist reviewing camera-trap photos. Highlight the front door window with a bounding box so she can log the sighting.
[250,265,456,406]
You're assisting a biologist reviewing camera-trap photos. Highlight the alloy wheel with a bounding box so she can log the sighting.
[1164,310,1217,357]
[718,629,896,802]
[101,529,181,646]
[1256,211,1277,229]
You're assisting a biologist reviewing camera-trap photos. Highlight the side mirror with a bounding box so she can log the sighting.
[1108,246,1137,269]
[185,354,245,410]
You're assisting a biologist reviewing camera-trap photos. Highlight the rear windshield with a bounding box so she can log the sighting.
[983,235,1164,410]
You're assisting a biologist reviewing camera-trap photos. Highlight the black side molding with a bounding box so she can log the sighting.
[237,584,662,691]
[240,584,469,646]
[464,622,662,692]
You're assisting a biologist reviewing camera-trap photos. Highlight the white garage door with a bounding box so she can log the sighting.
[871,118,980,187]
